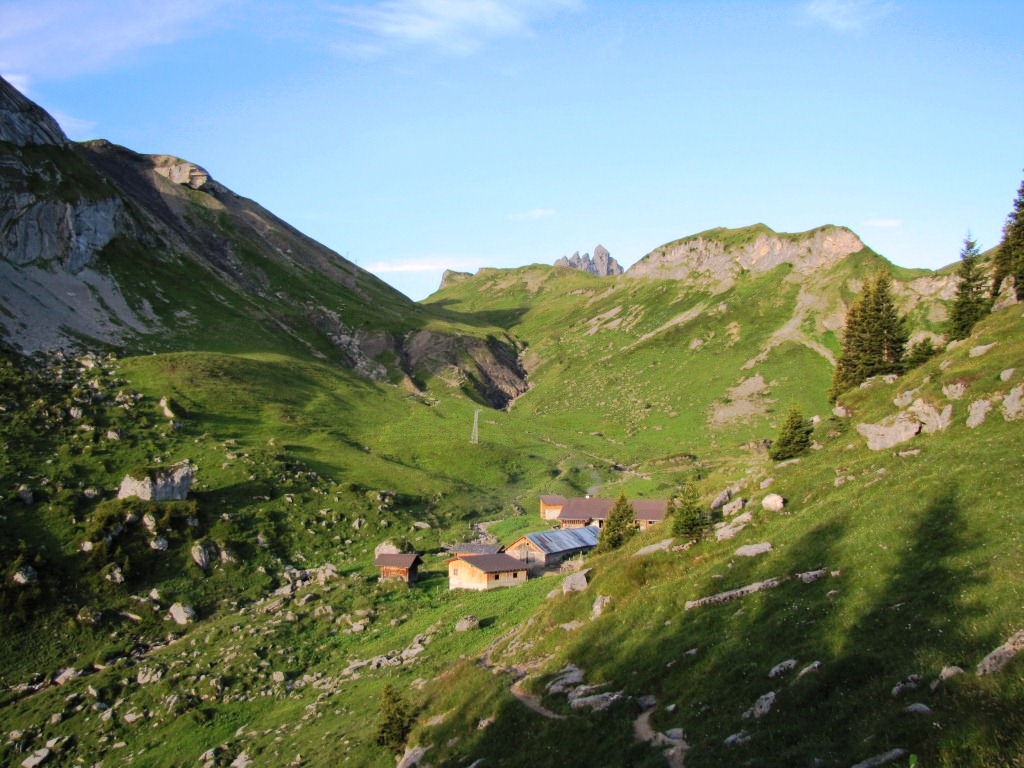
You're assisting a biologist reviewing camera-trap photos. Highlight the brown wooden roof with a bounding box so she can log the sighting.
[453,553,528,574]
[374,553,423,569]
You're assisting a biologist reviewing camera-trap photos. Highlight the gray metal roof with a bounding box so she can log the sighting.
[521,525,600,554]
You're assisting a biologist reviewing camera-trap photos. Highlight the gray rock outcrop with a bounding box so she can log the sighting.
[0,76,68,147]
[856,412,922,450]
[168,603,196,625]
[562,569,591,594]
[762,494,785,512]
[118,460,194,501]
[191,540,218,571]
[977,629,1024,675]
[554,245,624,276]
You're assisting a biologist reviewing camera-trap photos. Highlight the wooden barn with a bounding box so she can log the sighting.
[555,497,668,531]
[447,553,528,591]
[374,553,423,584]
[505,526,600,574]
[539,495,567,520]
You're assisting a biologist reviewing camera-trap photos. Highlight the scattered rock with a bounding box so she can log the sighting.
[762,494,785,512]
[893,389,917,407]
[634,539,673,556]
[724,731,751,746]
[191,540,218,570]
[967,398,993,428]
[570,690,624,711]
[759,477,774,489]
[833,404,850,418]
[1002,385,1024,420]
[117,460,194,501]
[722,497,746,516]
[856,413,921,450]
[969,343,996,357]
[149,537,169,551]
[1000,368,1015,381]
[741,691,775,720]
[977,629,1024,675]
[16,484,33,504]
[735,542,772,558]
[168,602,196,625]
[454,616,479,632]
[710,488,732,510]
[797,661,822,678]
[412,521,431,530]
[890,674,922,697]
[685,577,780,611]
[396,746,432,768]
[942,381,967,400]
[352,518,365,530]
[768,659,797,678]
[21,748,51,768]
[930,664,964,691]
[12,565,38,585]
[908,399,953,433]
[904,702,932,714]
[850,748,908,768]
[546,665,585,695]
[592,595,611,618]
[562,569,591,594]
[53,668,80,685]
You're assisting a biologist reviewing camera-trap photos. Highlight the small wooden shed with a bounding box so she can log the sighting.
[506,526,600,575]
[447,553,528,591]
[374,553,423,584]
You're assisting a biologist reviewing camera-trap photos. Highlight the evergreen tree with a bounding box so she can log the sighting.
[671,481,709,540]
[992,174,1024,301]
[905,338,937,369]
[947,234,990,340]
[375,684,413,752]
[596,493,636,552]
[769,405,813,461]
[829,271,908,402]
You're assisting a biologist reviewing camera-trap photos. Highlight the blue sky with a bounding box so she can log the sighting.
[2,0,1022,300]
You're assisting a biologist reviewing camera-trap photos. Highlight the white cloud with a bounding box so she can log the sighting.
[802,0,896,32]
[330,0,581,56]
[0,0,240,80]
[864,218,902,228]
[508,207,556,221]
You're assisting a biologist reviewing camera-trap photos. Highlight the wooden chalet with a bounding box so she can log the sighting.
[506,526,600,575]
[539,495,567,520]
[374,553,423,584]
[555,497,668,531]
[447,553,528,591]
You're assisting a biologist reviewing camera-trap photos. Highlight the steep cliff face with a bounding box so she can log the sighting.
[627,224,867,292]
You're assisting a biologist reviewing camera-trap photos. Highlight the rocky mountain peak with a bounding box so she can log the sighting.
[0,75,69,147]
[554,245,624,276]
[627,225,866,292]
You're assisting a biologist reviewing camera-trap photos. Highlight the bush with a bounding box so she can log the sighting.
[769,405,813,461]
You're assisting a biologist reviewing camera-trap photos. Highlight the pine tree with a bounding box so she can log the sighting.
[905,338,937,369]
[596,493,636,553]
[769,405,813,461]
[992,174,1024,301]
[829,271,908,402]
[671,481,709,540]
[375,684,413,752]
[947,234,990,340]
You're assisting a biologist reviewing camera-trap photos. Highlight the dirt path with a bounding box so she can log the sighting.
[510,675,565,720]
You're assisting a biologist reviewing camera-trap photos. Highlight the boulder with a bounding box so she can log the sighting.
[16,484,33,504]
[969,343,996,357]
[890,674,922,697]
[546,664,585,694]
[724,731,751,746]
[798,661,822,678]
[118,460,193,501]
[856,412,921,450]
[1002,385,1024,421]
[762,494,785,512]
[722,497,746,516]
[967,398,992,428]
[904,702,932,714]
[562,569,591,594]
[741,691,775,719]
[168,603,196,625]
[710,488,732,510]
[149,537,169,552]
[942,382,967,400]
[592,595,611,618]
[21,748,51,768]
[191,540,218,570]
[136,667,163,685]
[768,659,797,678]
[1001,368,1016,381]
[735,542,772,558]
[850,748,909,768]
[633,539,673,556]
[454,616,479,632]
[12,565,37,585]
[907,399,952,433]
[977,629,1024,676]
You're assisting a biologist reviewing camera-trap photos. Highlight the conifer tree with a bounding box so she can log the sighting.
[671,481,709,540]
[947,234,990,340]
[769,405,813,461]
[829,271,908,402]
[992,174,1024,301]
[596,493,636,552]
[375,684,413,752]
